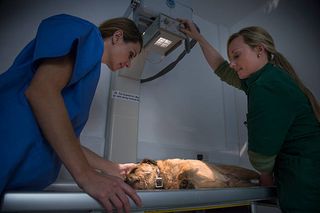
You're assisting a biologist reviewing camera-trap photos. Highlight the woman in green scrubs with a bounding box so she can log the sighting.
[179,20,320,213]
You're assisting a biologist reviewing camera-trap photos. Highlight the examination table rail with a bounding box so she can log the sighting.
[1,182,277,212]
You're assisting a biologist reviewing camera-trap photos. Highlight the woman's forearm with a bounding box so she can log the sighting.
[25,55,91,185]
[81,146,121,176]
[248,150,276,186]
[196,34,225,70]
[179,19,225,70]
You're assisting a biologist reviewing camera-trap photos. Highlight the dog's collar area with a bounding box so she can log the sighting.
[155,168,163,188]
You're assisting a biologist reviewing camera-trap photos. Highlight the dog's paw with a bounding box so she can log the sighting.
[179,179,195,189]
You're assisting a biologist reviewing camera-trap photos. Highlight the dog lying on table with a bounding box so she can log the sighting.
[125,159,260,190]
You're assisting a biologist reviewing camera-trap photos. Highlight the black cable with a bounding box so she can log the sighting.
[140,23,200,84]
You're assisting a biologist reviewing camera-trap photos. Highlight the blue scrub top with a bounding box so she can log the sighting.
[0,14,104,193]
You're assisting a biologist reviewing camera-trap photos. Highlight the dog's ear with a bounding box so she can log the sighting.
[141,159,157,165]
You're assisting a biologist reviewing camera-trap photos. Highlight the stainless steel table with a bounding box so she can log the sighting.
[1,182,277,212]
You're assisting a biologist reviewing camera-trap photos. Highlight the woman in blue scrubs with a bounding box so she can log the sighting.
[0,14,142,213]
[179,20,320,212]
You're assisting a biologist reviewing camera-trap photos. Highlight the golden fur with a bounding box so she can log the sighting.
[125,159,260,190]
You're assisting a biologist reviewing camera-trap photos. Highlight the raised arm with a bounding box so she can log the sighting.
[179,19,242,90]
[179,19,224,70]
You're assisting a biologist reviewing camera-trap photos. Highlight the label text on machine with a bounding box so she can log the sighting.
[112,90,140,103]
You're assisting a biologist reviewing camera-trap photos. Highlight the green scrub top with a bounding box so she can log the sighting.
[215,61,320,212]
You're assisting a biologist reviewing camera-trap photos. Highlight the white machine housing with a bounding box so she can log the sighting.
[105,0,192,163]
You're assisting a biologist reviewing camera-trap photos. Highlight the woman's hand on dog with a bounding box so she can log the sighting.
[89,160,137,180]
[77,168,142,213]
[119,163,138,177]
[259,172,274,186]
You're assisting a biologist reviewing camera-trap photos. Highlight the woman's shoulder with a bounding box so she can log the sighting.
[36,14,101,42]
[253,64,303,98]
[41,14,96,29]
[257,64,293,85]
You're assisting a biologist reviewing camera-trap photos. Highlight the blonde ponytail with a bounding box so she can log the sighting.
[272,51,320,122]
